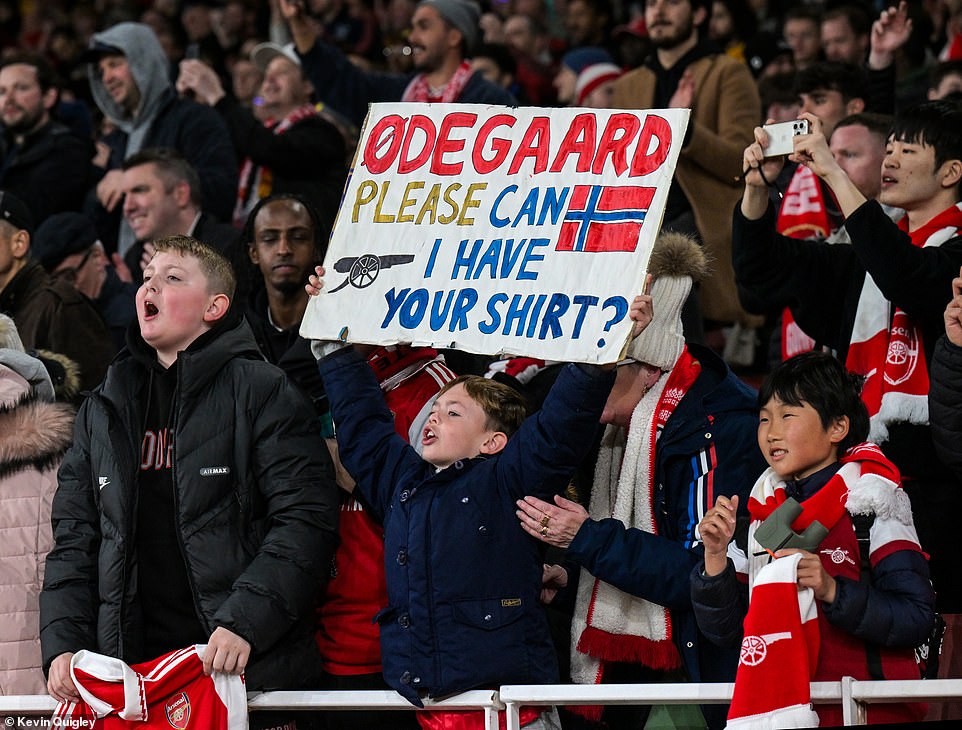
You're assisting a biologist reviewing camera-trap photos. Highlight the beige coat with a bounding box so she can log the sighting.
[611,53,762,326]
[0,357,73,695]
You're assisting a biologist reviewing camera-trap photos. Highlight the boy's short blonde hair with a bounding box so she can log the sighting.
[438,375,528,437]
[152,235,236,300]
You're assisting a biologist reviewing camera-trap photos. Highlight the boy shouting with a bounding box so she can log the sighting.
[41,237,338,713]
[309,266,652,729]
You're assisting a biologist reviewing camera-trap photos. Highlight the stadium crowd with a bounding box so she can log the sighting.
[2,0,962,728]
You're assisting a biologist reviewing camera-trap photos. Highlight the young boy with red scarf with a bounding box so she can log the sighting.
[731,100,962,619]
[691,352,935,726]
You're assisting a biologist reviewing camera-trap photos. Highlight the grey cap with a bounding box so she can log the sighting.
[250,42,301,72]
[418,0,480,53]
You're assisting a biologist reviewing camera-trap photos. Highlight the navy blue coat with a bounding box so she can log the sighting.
[566,345,765,686]
[318,346,613,704]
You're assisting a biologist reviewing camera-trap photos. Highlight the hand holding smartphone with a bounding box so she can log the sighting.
[761,119,810,158]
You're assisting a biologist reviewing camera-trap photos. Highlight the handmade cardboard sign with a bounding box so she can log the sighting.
[301,103,689,364]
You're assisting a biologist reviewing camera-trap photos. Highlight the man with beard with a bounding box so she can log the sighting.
[610,0,760,351]
[0,54,93,224]
[278,0,514,128]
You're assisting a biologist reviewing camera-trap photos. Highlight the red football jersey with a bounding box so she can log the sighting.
[53,645,247,729]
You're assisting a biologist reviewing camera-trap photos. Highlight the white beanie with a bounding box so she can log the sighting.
[626,232,708,370]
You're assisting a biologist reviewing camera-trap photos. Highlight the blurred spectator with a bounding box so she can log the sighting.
[0,314,74,696]
[782,6,822,70]
[821,3,871,65]
[553,45,613,106]
[308,0,384,64]
[563,0,612,50]
[33,211,136,353]
[930,58,962,98]
[502,13,557,104]
[757,71,800,122]
[709,0,759,64]
[45,24,88,100]
[380,0,418,73]
[84,22,238,256]
[574,60,621,107]
[177,42,347,231]
[229,55,265,112]
[471,42,520,96]
[0,53,94,224]
[180,0,226,71]
[611,16,650,70]
[0,190,112,393]
[743,30,794,78]
[280,0,514,129]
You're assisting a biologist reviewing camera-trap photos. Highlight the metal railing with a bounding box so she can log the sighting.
[3,679,961,728]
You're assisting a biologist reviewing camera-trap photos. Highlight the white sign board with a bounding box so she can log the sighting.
[301,103,689,364]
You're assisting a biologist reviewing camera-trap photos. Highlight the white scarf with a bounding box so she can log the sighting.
[570,373,678,686]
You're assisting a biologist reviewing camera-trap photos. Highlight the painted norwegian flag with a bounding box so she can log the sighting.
[556,185,655,253]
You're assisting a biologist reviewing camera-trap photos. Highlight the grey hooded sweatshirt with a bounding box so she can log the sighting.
[87,23,238,253]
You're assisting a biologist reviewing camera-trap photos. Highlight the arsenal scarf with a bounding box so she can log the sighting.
[401,61,474,103]
[776,166,841,360]
[569,349,700,717]
[233,103,319,226]
[731,444,917,729]
[845,203,962,442]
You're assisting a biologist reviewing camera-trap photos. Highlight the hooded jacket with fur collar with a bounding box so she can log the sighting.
[0,349,74,695]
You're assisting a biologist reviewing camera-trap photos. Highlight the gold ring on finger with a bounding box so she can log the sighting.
[539,514,550,528]
[540,525,549,537]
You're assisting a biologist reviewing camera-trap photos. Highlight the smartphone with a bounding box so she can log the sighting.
[761,119,809,157]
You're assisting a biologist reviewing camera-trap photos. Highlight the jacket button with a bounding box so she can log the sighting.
[399,489,411,503]
[398,614,411,628]
[413,677,421,684]
[478,525,488,536]
[454,460,464,469]
[400,671,412,684]
[704,432,712,439]
[462,496,470,503]
[484,614,492,622]
[397,549,408,566]
[687,641,693,648]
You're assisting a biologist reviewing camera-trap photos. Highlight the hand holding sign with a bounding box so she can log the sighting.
[300,103,689,364]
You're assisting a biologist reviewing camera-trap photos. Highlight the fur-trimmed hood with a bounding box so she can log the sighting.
[0,365,74,479]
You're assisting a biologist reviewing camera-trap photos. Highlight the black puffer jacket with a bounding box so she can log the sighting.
[40,310,338,689]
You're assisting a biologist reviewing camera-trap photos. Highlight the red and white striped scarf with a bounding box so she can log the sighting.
[233,103,319,226]
[845,203,962,442]
[401,61,474,103]
[731,443,919,729]
[570,349,700,717]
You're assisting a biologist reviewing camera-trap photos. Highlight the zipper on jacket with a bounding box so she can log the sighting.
[91,390,141,660]
[169,358,212,636]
